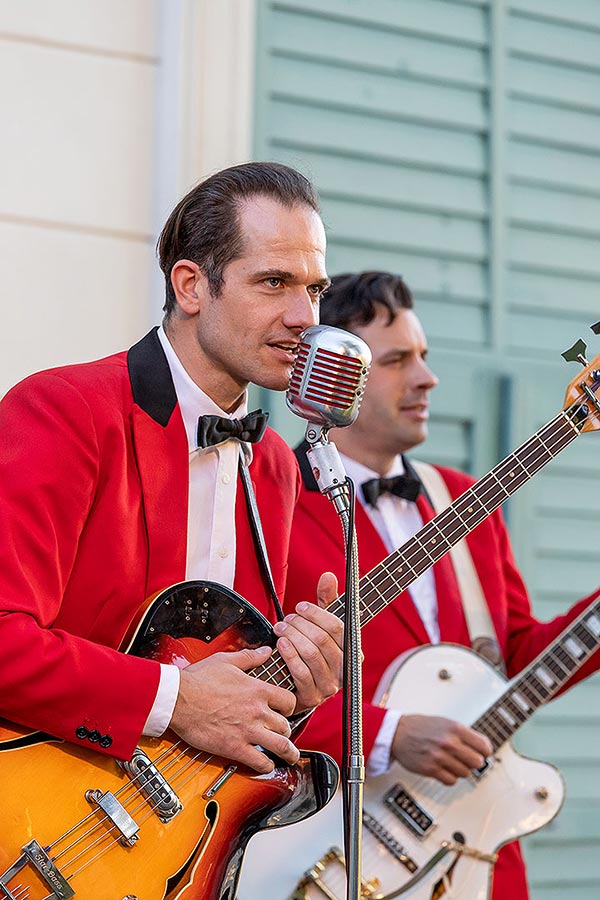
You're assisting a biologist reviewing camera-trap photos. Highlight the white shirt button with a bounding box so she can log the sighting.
[222,473,231,484]
[218,547,229,559]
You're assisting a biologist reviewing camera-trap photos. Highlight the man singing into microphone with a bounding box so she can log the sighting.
[283,271,600,900]
[0,165,342,799]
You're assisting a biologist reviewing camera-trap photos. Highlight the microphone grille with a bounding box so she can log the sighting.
[286,325,372,427]
[288,342,365,410]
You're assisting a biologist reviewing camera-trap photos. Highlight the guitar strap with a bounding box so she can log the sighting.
[238,447,285,622]
[411,460,504,671]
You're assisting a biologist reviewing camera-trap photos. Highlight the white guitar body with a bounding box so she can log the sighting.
[238,644,565,900]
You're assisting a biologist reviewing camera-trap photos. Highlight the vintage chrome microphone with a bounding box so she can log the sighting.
[286,323,372,900]
[286,325,371,512]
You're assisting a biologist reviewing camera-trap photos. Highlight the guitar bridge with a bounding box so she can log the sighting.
[0,840,74,899]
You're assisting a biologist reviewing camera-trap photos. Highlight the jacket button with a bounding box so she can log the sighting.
[99,734,113,748]
[88,729,101,743]
[75,725,88,739]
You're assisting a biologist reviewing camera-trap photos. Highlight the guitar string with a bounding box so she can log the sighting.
[40,746,220,887]
[46,740,193,859]
[50,744,263,888]
[8,887,28,900]
[46,693,301,884]
[49,742,212,867]
[11,405,587,892]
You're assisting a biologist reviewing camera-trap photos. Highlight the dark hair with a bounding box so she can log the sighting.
[157,161,321,316]
[319,271,413,331]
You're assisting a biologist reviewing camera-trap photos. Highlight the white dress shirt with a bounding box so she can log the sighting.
[143,326,252,735]
[339,453,441,774]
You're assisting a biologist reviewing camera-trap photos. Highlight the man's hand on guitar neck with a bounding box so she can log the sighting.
[392,714,493,786]
[169,572,342,775]
[170,646,300,774]
[273,571,343,715]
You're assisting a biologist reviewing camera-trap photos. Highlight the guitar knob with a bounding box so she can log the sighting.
[438,669,451,680]
[535,787,549,801]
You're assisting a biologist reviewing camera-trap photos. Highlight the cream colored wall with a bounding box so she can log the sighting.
[0,0,256,396]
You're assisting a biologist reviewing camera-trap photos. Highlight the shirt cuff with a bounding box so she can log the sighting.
[142,663,181,737]
[366,709,402,777]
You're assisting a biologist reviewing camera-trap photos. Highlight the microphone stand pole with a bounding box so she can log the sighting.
[305,425,364,900]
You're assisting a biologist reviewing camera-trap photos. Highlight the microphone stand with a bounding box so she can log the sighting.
[304,424,364,900]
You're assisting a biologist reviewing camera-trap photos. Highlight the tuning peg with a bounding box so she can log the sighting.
[561,339,588,366]
[591,321,600,335]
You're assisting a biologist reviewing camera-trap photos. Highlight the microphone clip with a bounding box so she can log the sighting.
[305,425,350,513]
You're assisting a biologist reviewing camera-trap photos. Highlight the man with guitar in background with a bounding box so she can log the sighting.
[282,271,600,900]
[0,164,343,804]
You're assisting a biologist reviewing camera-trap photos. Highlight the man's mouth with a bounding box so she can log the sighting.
[400,401,430,417]
[269,341,300,359]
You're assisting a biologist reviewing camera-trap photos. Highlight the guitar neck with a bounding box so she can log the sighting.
[473,594,600,751]
[252,401,585,693]
[331,405,583,628]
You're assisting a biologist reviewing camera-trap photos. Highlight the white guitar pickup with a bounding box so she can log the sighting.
[384,785,435,837]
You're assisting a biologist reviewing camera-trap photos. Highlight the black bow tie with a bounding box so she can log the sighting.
[361,473,421,506]
[197,409,269,449]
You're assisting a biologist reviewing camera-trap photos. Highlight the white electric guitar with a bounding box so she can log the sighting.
[238,343,600,899]
[239,598,600,899]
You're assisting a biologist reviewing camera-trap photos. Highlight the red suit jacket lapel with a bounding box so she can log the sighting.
[128,329,188,595]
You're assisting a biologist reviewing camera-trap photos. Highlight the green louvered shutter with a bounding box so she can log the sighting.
[253,3,600,895]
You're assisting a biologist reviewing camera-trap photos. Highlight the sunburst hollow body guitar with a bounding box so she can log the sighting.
[0,582,338,900]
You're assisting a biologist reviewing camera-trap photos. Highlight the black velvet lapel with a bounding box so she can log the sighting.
[294,440,318,490]
[293,440,431,506]
[127,327,178,426]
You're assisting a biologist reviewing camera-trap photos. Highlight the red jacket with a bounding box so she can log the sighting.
[285,443,600,900]
[0,328,299,760]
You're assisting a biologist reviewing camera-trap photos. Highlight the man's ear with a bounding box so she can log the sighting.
[170,259,210,315]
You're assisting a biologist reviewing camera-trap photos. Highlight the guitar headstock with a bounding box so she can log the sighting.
[562,337,600,433]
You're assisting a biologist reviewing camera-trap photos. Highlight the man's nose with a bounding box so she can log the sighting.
[283,288,319,331]
[418,358,439,389]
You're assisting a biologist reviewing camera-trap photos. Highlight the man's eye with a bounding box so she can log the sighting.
[266,277,282,288]
[308,284,324,296]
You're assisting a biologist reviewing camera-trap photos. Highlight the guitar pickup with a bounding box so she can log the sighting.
[118,747,182,822]
[384,785,435,837]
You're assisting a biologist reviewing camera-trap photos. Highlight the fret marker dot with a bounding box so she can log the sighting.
[431,538,436,544]
[467,507,473,513]
[509,471,515,478]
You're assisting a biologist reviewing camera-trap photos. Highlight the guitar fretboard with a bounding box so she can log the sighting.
[474,596,600,751]
[253,400,586,693]
[330,405,583,629]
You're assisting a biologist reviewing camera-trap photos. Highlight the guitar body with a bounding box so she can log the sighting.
[239,644,565,900]
[0,582,338,900]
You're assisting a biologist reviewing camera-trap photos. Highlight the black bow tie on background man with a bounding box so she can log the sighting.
[197,409,269,449]
[361,473,421,507]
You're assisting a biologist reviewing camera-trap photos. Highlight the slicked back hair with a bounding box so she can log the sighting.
[157,161,321,316]
[319,271,413,331]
